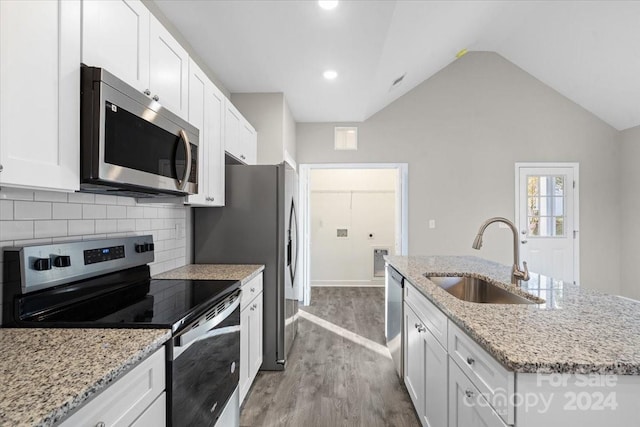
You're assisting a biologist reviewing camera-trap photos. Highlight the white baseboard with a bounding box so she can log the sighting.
[311,279,384,287]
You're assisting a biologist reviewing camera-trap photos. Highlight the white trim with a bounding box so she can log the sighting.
[299,163,409,306]
[514,162,580,284]
[311,280,385,288]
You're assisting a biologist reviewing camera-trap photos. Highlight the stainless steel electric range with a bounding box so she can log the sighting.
[2,235,240,427]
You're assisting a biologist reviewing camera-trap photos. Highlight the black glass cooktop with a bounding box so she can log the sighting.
[14,266,239,333]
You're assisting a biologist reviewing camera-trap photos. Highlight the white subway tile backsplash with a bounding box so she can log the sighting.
[150,219,165,230]
[82,204,107,219]
[127,206,144,219]
[13,238,53,246]
[0,200,14,220]
[116,196,136,206]
[67,192,95,204]
[1,221,33,240]
[14,201,52,220]
[53,203,82,220]
[1,190,188,286]
[117,219,135,232]
[95,219,118,234]
[107,205,127,219]
[135,219,151,231]
[0,188,34,201]
[93,194,114,205]
[34,191,68,203]
[82,234,107,241]
[34,220,67,239]
[68,220,95,236]
[143,207,158,218]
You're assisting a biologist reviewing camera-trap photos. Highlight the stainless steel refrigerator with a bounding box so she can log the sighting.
[193,162,299,371]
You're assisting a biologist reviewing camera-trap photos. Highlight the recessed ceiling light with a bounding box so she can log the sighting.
[318,0,338,11]
[323,70,338,80]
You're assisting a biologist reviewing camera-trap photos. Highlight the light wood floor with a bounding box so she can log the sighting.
[240,287,420,427]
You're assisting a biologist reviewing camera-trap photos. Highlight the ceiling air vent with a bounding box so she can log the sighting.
[334,127,357,151]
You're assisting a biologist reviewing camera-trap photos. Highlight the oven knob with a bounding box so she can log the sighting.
[53,255,71,268]
[135,244,145,253]
[144,243,154,252]
[33,258,51,271]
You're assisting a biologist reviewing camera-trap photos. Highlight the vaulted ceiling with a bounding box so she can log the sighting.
[154,0,640,130]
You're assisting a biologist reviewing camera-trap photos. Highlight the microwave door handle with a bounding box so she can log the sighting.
[176,129,191,190]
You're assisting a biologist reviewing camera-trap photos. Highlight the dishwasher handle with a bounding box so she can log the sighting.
[389,267,404,286]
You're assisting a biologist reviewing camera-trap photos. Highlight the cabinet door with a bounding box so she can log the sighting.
[206,84,226,205]
[249,294,263,376]
[241,123,258,165]
[186,59,208,205]
[130,393,166,427]
[59,348,165,427]
[423,327,448,427]
[224,101,242,161]
[81,0,150,91]
[403,303,425,417]
[239,305,251,404]
[149,15,188,119]
[449,361,507,427]
[0,0,80,192]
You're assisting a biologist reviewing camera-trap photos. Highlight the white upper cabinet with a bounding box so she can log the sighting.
[225,100,257,165]
[81,0,150,91]
[82,0,189,119]
[149,15,189,119]
[186,59,225,207]
[0,0,81,192]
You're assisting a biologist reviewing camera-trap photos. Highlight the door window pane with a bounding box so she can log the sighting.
[526,175,566,237]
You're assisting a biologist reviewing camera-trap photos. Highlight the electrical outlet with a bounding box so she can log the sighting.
[428,219,436,229]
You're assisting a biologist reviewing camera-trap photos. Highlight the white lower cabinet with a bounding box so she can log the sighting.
[449,360,507,427]
[403,301,448,427]
[239,273,264,404]
[60,347,166,427]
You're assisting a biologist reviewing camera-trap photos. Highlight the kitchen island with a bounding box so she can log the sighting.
[0,328,170,427]
[386,255,640,427]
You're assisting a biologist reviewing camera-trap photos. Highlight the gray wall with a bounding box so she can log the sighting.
[297,52,621,293]
[620,125,640,298]
[231,93,297,165]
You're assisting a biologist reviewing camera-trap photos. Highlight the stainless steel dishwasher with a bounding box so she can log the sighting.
[385,264,404,378]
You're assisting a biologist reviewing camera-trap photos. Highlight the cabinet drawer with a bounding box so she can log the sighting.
[60,347,165,427]
[449,359,508,427]
[448,322,514,425]
[241,273,263,310]
[405,281,448,348]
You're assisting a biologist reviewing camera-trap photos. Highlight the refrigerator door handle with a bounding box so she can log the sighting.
[288,199,299,284]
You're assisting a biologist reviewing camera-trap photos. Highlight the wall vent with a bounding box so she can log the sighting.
[373,248,389,277]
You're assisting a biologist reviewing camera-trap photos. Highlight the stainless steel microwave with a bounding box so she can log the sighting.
[80,65,198,198]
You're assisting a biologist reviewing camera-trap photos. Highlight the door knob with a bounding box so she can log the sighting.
[152,95,160,101]
[521,240,528,244]
[144,89,151,96]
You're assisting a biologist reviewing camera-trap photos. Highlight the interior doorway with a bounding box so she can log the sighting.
[515,163,580,284]
[299,164,408,305]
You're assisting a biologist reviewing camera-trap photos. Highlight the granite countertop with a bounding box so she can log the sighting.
[0,328,171,427]
[385,255,640,375]
[153,264,265,285]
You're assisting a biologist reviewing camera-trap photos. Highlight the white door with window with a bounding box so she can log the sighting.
[516,164,579,284]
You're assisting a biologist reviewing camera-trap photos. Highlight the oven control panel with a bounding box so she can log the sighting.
[84,245,126,265]
[5,235,155,293]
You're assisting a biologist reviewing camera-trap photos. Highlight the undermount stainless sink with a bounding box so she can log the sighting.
[426,275,536,304]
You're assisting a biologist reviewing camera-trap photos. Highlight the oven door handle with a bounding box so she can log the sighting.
[176,129,191,190]
[175,291,240,349]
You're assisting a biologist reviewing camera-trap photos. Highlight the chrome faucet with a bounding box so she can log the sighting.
[472,217,529,286]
